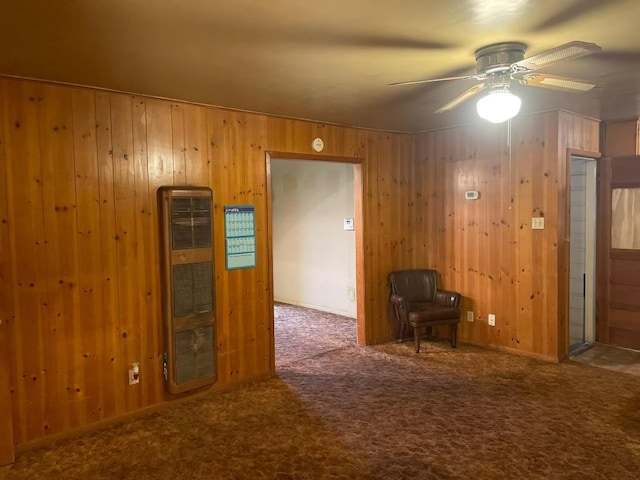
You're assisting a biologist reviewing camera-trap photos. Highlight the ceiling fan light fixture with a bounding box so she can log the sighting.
[476,87,522,123]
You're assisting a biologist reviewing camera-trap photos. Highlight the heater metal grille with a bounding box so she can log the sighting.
[172,262,214,317]
[175,325,215,384]
[171,196,212,249]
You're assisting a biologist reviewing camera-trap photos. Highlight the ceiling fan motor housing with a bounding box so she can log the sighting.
[475,42,526,75]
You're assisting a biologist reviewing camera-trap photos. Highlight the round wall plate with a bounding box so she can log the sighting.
[312,137,324,152]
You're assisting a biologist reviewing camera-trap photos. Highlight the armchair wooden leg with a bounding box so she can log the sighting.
[396,322,406,343]
[450,324,458,348]
[413,327,421,353]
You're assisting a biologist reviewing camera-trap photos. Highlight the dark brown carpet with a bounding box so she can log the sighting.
[274,302,356,368]
[1,303,639,479]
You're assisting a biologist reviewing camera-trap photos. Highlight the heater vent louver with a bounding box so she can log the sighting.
[172,262,214,317]
[159,187,216,394]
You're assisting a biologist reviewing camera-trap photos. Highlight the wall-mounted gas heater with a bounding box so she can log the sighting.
[158,187,216,394]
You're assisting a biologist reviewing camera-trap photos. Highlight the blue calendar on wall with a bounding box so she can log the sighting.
[224,205,256,270]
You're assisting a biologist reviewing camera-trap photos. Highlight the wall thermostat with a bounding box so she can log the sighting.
[465,191,480,200]
[312,137,324,152]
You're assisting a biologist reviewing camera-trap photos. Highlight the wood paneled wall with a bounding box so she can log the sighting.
[414,111,600,360]
[0,77,601,451]
[0,78,417,448]
[0,83,15,464]
[603,119,640,157]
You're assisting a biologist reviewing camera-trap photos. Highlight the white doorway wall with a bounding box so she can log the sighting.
[270,159,356,318]
[569,156,597,354]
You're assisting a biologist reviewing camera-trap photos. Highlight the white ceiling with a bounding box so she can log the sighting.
[1,0,640,132]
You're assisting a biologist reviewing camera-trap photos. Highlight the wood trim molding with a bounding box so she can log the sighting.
[566,148,602,160]
[267,150,365,164]
[264,153,276,374]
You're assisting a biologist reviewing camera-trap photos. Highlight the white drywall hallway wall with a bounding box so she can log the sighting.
[271,159,356,318]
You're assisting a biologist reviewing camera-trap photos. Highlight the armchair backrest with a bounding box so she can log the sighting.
[388,269,439,303]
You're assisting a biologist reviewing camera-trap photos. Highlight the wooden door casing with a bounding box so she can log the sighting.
[597,155,640,349]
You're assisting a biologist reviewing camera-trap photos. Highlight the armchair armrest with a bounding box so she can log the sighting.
[389,293,410,323]
[435,289,461,308]
[390,293,409,310]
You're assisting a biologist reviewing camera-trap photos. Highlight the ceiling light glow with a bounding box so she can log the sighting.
[476,88,522,123]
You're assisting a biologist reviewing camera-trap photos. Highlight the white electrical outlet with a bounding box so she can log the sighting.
[347,287,355,301]
[531,217,545,230]
[467,311,474,322]
[128,363,140,385]
[488,314,496,326]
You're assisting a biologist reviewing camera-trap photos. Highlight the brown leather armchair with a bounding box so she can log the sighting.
[388,269,461,353]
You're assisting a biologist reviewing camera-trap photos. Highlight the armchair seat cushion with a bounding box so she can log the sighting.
[409,304,461,325]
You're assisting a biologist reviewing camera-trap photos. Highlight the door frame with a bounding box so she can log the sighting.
[568,154,598,352]
[265,151,365,372]
[561,148,600,359]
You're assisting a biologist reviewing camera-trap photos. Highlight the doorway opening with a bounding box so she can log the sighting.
[569,155,597,356]
[266,154,363,371]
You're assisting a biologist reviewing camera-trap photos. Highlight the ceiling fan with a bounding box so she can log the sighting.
[389,41,603,123]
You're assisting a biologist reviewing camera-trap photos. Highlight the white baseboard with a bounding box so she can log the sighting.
[274,297,356,319]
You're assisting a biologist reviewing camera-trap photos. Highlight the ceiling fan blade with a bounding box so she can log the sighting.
[528,0,626,32]
[389,74,482,87]
[293,32,457,50]
[512,41,602,72]
[435,83,488,113]
[517,73,601,92]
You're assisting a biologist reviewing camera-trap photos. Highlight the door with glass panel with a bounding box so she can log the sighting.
[596,155,640,350]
